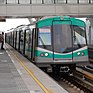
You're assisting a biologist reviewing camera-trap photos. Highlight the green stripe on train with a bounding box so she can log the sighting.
[25,47,88,58]
[35,49,88,58]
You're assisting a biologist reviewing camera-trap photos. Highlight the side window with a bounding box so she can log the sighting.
[73,26,86,46]
[38,26,51,46]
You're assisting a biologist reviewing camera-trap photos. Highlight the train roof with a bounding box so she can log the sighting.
[37,16,86,28]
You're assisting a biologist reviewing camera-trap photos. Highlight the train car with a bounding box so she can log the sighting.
[6,16,89,73]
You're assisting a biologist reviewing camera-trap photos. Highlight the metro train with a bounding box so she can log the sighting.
[6,16,89,73]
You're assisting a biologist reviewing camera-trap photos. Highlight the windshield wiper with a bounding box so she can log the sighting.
[39,37,46,49]
[73,35,81,48]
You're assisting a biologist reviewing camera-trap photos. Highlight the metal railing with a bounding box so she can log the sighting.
[0,0,93,4]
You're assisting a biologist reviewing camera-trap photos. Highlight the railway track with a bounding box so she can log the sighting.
[49,67,93,93]
[61,70,93,93]
[77,65,93,75]
[73,70,93,93]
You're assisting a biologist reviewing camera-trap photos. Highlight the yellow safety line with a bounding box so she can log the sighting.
[6,45,53,93]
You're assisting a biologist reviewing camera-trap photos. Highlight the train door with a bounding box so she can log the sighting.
[12,31,15,47]
[10,32,13,46]
[52,20,73,62]
[14,31,17,48]
[16,31,19,50]
[20,30,24,54]
[18,31,21,51]
[25,29,32,59]
[31,28,37,62]
[15,31,17,49]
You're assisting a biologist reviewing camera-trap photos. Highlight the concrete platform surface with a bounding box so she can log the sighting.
[0,44,69,93]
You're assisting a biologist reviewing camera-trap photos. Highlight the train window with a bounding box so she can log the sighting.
[7,0,18,4]
[38,26,51,46]
[91,0,93,3]
[55,0,66,3]
[32,0,42,4]
[0,0,6,4]
[73,26,86,46]
[19,0,30,4]
[79,0,89,4]
[67,0,77,4]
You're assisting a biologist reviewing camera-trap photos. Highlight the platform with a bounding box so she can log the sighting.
[0,43,68,93]
[0,47,30,93]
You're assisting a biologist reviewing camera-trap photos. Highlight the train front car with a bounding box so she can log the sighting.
[33,16,88,73]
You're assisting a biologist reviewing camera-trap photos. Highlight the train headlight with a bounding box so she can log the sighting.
[40,53,49,57]
[40,53,44,57]
[77,52,80,56]
[45,53,49,57]
[82,52,85,56]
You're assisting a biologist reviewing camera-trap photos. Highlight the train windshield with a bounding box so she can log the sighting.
[38,21,87,53]
[53,24,72,53]
[73,26,86,47]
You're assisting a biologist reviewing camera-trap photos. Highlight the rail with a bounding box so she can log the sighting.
[63,70,93,93]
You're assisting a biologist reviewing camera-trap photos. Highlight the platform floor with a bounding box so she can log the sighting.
[0,49,30,93]
[0,44,68,93]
